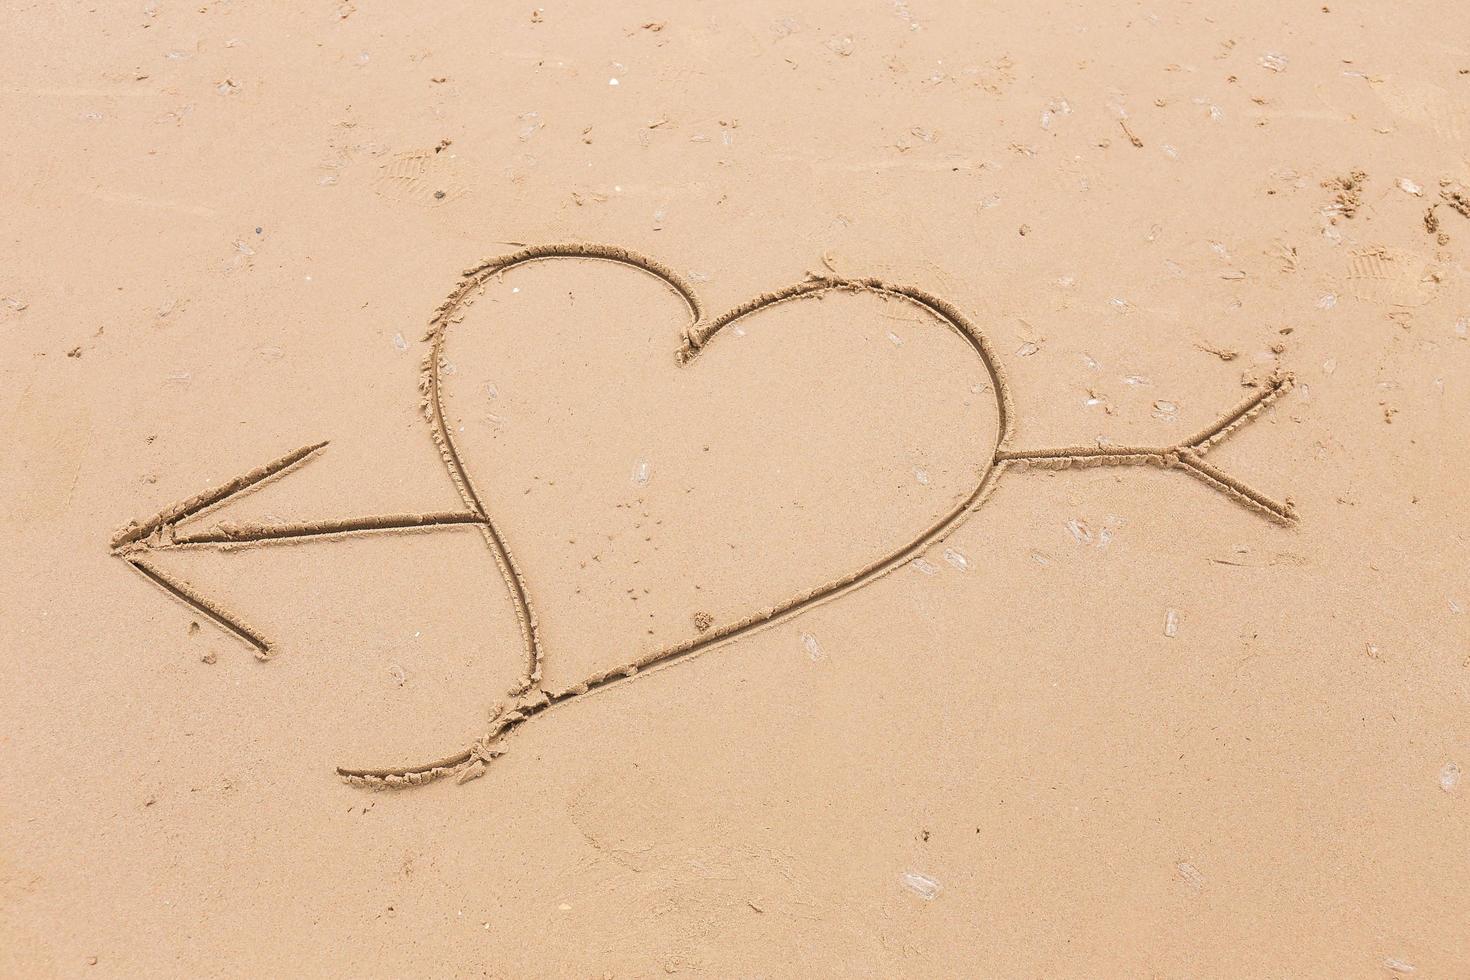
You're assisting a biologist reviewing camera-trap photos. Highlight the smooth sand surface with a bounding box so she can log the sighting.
[3,2,1468,976]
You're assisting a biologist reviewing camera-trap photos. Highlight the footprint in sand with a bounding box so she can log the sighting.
[1345,246,1441,307]
[371,147,467,207]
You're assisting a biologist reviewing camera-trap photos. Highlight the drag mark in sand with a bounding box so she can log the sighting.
[111,243,1301,789]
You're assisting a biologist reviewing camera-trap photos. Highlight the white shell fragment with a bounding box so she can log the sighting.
[901,871,941,900]
[800,632,823,662]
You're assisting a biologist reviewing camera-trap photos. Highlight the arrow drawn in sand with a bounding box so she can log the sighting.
[110,243,1299,789]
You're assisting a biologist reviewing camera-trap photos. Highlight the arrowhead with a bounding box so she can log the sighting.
[113,441,328,656]
[111,441,327,552]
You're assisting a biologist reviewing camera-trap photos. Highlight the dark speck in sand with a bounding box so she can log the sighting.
[434,190,446,199]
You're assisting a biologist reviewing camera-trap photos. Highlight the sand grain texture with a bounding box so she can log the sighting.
[2,1,1468,977]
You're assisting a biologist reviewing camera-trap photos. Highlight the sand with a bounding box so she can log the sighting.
[2,1,1468,976]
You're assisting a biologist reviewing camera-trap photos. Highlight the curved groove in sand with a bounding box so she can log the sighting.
[341,245,1296,787]
[341,245,1018,785]
[107,243,1296,789]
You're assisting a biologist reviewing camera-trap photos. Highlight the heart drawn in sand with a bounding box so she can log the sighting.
[112,243,1297,788]
[422,245,1009,700]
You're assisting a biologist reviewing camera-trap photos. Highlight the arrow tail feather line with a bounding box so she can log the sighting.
[996,373,1298,524]
[1180,373,1294,452]
[1176,450,1296,524]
